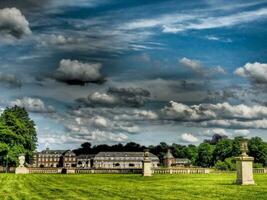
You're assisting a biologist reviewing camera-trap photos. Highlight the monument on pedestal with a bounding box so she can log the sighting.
[235,140,255,185]
[142,149,152,176]
[15,155,29,174]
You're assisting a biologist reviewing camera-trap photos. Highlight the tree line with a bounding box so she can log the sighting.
[74,134,267,170]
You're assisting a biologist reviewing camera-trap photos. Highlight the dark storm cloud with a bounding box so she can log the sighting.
[0,0,50,11]
[76,87,151,108]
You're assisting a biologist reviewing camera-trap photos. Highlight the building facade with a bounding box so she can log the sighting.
[76,154,95,168]
[163,149,191,167]
[62,150,77,168]
[34,148,77,168]
[163,149,175,167]
[94,152,159,169]
[33,148,65,168]
[34,149,160,169]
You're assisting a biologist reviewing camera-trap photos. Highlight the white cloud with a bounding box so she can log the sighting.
[162,101,267,121]
[0,8,31,39]
[123,7,267,34]
[181,133,199,143]
[179,57,203,74]
[88,92,118,105]
[179,57,226,76]
[206,35,220,41]
[162,101,267,129]
[201,119,267,129]
[11,97,55,113]
[41,34,81,46]
[234,129,250,136]
[235,62,267,84]
[78,87,150,107]
[203,128,228,136]
[54,59,104,85]
[162,8,267,33]
[162,101,216,121]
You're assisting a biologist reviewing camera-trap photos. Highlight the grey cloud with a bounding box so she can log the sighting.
[54,59,105,85]
[161,101,267,129]
[10,97,55,113]
[0,72,22,88]
[77,87,151,107]
[162,101,267,121]
[0,8,31,39]
[200,119,267,129]
[0,0,50,10]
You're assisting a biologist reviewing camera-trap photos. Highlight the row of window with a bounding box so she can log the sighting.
[96,157,143,160]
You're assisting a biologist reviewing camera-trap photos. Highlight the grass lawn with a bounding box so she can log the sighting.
[0,173,266,200]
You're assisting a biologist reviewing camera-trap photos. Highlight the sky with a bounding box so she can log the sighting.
[0,0,267,150]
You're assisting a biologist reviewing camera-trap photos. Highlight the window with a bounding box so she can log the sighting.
[113,163,120,167]
[129,163,135,167]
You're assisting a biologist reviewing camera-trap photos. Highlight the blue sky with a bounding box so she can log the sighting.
[0,0,267,150]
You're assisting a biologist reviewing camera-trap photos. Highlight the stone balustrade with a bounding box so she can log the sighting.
[4,167,266,174]
[153,168,210,174]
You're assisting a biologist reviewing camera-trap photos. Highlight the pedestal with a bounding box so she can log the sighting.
[236,156,255,185]
[142,160,152,176]
[15,167,29,174]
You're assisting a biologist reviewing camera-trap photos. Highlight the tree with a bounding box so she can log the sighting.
[184,145,198,165]
[213,139,233,164]
[0,106,37,166]
[196,143,215,167]
[215,157,236,171]
[248,137,267,166]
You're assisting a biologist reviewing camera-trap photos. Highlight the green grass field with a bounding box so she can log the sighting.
[0,173,266,200]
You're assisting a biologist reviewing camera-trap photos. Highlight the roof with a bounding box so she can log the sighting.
[94,152,159,161]
[163,149,174,159]
[38,150,66,154]
[38,149,76,156]
[175,158,191,163]
[77,154,95,159]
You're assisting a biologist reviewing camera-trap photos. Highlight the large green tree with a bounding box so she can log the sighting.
[212,139,233,164]
[248,137,267,166]
[0,106,37,166]
[196,143,215,167]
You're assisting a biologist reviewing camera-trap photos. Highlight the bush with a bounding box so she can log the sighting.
[253,163,264,168]
[215,157,236,171]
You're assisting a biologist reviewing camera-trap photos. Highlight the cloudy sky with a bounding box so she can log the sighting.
[1,0,267,150]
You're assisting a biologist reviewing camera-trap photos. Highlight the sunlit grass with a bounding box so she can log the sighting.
[0,173,266,200]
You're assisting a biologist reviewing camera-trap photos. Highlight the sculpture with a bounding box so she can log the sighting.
[235,139,255,185]
[18,155,26,167]
[15,154,29,174]
[240,140,249,157]
[142,149,152,176]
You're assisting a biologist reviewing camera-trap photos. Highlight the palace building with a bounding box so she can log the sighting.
[33,149,160,169]
[94,152,159,169]
[33,148,76,168]
[76,154,95,168]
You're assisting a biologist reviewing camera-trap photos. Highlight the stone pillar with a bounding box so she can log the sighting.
[142,149,152,176]
[15,155,29,174]
[236,140,255,185]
